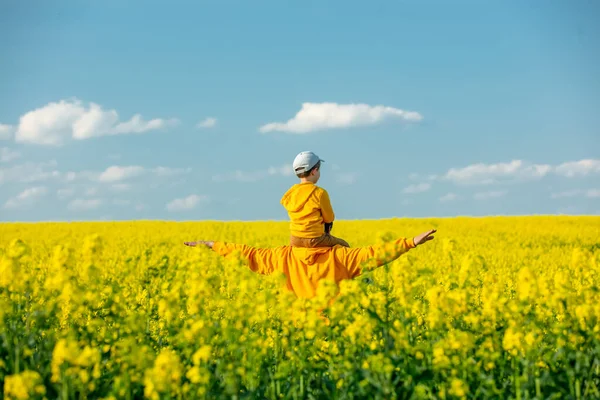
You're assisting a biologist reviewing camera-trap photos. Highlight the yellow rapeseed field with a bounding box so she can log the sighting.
[1,216,599,399]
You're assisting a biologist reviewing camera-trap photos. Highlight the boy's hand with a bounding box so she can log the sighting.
[184,240,214,248]
[324,222,333,234]
[413,229,436,246]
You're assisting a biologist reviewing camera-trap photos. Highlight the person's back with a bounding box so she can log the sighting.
[282,151,349,248]
[281,181,333,239]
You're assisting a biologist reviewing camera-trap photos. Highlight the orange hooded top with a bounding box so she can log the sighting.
[211,237,417,299]
[280,182,335,239]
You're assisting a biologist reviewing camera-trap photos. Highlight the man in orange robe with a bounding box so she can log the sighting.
[184,229,436,299]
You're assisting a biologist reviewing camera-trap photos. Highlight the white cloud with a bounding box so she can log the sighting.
[68,198,102,211]
[588,189,600,198]
[196,117,217,129]
[2,161,188,187]
[64,170,98,182]
[14,99,178,146]
[58,186,146,210]
[98,165,145,182]
[166,194,208,212]
[439,158,599,186]
[110,183,131,192]
[551,189,600,199]
[267,164,293,177]
[443,160,552,185]
[0,124,14,140]
[0,147,20,163]
[259,102,423,134]
[96,165,191,183]
[402,183,431,194]
[474,190,507,200]
[4,186,47,209]
[554,159,600,178]
[49,164,190,205]
[111,199,146,211]
[409,173,437,181]
[212,170,264,183]
[84,187,99,196]
[110,114,176,135]
[336,172,357,185]
[213,164,292,182]
[57,188,75,200]
[0,160,60,185]
[112,199,131,206]
[80,183,124,193]
[556,206,580,215]
[152,166,192,177]
[439,193,458,202]
[57,186,104,200]
[551,190,580,199]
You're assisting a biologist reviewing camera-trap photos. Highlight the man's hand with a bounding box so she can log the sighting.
[184,240,214,248]
[413,229,436,246]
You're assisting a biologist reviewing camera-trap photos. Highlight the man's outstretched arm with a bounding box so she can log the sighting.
[341,229,436,278]
[184,240,279,275]
[183,229,436,277]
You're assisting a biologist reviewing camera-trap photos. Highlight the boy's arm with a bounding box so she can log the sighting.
[320,190,335,223]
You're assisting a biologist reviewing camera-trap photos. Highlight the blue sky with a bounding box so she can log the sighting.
[0,0,598,222]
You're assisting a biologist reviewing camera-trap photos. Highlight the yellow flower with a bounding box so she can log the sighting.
[192,345,212,365]
[144,348,183,398]
[448,378,468,398]
[4,370,45,400]
[433,345,450,369]
[503,327,523,356]
[185,366,208,384]
[7,239,30,259]
[524,332,536,347]
[0,215,599,398]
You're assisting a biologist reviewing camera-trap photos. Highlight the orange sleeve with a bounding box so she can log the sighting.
[211,242,279,275]
[319,189,335,223]
[336,238,416,278]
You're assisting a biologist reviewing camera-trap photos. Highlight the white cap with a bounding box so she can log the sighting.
[292,151,324,174]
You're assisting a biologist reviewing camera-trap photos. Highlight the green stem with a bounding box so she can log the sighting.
[270,371,276,400]
[514,357,521,400]
[14,337,19,374]
[15,300,21,374]
[62,376,68,400]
